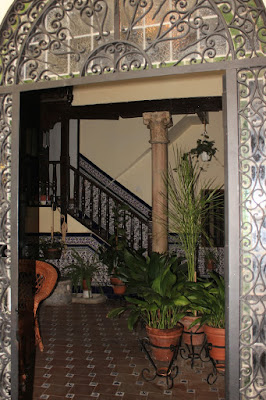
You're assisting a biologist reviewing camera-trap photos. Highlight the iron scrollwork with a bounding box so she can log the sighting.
[0,0,265,85]
[0,93,12,399]
[238,67,266,400]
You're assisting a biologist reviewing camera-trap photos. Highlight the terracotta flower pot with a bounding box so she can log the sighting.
[110,277,126,295]
[43,247,62,260]
[113,285,126,295]
[204,325,225,362]
[110,277,123,286]
[146,324,183,362]
[40,194,51,205]
[207,259,215,271]
[180,316,205,346]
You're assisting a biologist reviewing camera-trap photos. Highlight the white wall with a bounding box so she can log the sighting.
[80,111,224,206]
[73,72,223,106]
[0,0,13,24]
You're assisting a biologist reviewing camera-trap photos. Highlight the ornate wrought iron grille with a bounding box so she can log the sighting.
[0,0,265,85]
[0,93,12,400]
[238,67,266,400]
[0,1,266,399]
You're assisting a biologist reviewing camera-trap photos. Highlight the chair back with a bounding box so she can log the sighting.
[34,261,58,311]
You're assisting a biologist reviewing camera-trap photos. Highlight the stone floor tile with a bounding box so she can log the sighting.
[34,303,225,400]
[68,383,95,396]
[196,392,220,400]
[44,383,71,397]
[45,375,72,385]
[91,383,118,395]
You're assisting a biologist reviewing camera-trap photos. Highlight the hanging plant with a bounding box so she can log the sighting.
[189,134,217,161]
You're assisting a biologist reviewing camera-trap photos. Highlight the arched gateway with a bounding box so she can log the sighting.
[0,1,265,398]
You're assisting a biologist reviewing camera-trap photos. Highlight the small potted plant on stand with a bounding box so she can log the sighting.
[65,250,105,304]
[189,272,225,374]
[108,249,189,362]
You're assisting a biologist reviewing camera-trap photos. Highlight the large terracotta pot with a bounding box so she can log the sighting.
[180,316,205,346]
[146,324,183,362]
[204,325,225,362]
[110,277,126,295]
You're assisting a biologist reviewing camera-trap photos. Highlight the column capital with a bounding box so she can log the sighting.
[143,111,173,144]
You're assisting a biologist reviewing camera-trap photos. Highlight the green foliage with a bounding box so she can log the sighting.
[166,149,223,281]
[107,250,190,330]
[65,250,100,292]
[39,236,64,252]
[187,272,225,329]
[38,234,65,260]
[189,135,217,161]
[204,248,220,268]
[98,204,130,277]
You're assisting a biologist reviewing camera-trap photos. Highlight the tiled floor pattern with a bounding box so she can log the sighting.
[34,302,225,400]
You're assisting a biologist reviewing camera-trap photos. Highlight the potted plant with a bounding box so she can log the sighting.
[108,249,189,361]
[65,250,100,299]
[204,248,219,271]
[165,149,223,343]
[189,272,225,365]
[98,204,130,295]
[189,132,217,162]
[39,234,64,260]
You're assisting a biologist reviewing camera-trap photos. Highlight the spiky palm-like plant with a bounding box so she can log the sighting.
[166,150,223,282]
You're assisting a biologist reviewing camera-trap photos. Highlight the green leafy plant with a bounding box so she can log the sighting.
[65,250,100,295]
[189,135,217,161]
[188,272,225,329]
[98,204,130,279]
[39,234,65,259]
[165,149,223,282]
[204,248,219,270]
[107,249,190,330]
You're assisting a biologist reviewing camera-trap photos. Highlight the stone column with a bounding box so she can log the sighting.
[143,111,172,253]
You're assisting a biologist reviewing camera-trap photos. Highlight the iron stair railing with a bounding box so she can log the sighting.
[43,161,151,253]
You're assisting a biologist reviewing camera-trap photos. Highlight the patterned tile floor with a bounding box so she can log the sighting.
[33,301,225,400]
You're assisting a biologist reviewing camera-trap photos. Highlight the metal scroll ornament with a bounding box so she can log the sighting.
[0,93,12,399]
[238,67,266,400]
[0,0,265,85]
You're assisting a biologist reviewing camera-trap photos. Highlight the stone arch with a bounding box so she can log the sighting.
[0,1,266,399]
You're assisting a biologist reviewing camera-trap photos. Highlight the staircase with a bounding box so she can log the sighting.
[40,156,225,281]
[46,155,152,253]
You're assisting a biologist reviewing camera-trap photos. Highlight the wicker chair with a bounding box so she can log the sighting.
[34,261,58,351]
[19,260,58,352]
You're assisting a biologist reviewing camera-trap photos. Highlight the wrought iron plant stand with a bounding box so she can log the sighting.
[205,342,225,385]
[180,330,210,369]
[139,337,181,389]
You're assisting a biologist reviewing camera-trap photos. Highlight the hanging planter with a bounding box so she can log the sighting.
[201,151,211,162]
[189,121,217,162]
[43,246,62,260]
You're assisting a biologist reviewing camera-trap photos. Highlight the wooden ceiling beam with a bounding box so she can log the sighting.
[69,97,222,119]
